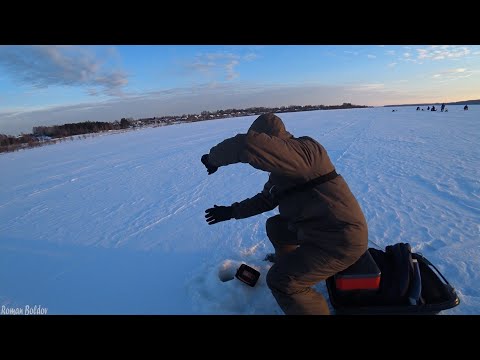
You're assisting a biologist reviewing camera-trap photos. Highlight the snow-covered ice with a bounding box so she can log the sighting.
[0,105,478,314]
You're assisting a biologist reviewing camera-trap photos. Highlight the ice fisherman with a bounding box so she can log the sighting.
[200,113,368,315]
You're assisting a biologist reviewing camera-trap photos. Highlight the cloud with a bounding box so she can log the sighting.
[386,50,396,56]
[186,60,217,74]
[225,60,240,80]
[349,83,385,91]
[243,53,258,61]
[0,46,128,96]
[431,68,479,81]
[185,50,258,82]
[0,82,413,135]
[416,45,471,60]
[388,62,398,68]
[204,52,237,61]
[367,54,376,59]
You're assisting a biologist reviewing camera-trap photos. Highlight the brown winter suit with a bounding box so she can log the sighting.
[207,113,368,315]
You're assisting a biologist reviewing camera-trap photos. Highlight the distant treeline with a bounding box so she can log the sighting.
[0,131,103,153]
[0,133,40,153]
[32,119,130,138]
[0,103,368,153]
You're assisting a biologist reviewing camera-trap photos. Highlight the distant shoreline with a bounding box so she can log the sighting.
[384,99,480,107]
[1,103,369,153]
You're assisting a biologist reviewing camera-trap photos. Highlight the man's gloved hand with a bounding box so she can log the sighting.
[201,154,218,175]
[205,205,233,225]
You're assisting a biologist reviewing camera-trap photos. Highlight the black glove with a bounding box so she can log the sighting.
[205,205,233,225]
[201,154,218,175]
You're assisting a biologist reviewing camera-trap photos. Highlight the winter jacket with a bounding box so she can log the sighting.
[207,113,368,258]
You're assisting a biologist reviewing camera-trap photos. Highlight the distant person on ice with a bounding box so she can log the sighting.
[464,105,469,111]
[200,113,368,315]
[441,103,445,112]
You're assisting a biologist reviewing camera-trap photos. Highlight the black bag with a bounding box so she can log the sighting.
[326,243,460,314]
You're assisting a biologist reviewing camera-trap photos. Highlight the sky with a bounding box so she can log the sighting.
[0,106,478,314]
[0,45,479,135]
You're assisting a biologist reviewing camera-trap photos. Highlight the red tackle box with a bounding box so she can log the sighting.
[334,250,381,291]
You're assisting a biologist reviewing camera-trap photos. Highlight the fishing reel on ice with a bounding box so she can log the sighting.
[235,264,260,287]
[219,262,260,287]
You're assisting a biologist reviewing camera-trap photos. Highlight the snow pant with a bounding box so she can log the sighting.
[265,215,365,315]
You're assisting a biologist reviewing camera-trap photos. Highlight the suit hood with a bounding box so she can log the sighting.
[248,113,293,140]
